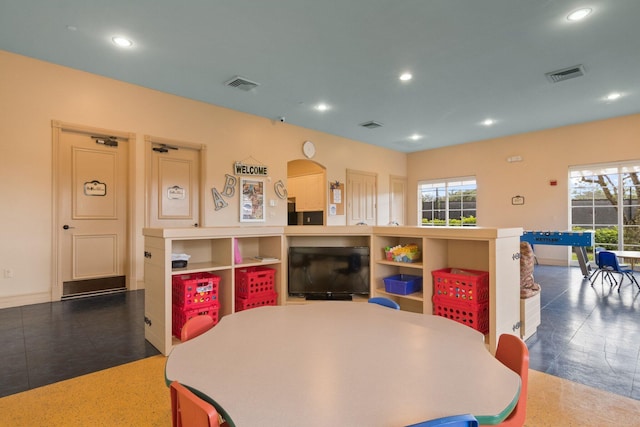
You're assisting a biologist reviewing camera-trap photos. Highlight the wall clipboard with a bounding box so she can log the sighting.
[330,181,344,215]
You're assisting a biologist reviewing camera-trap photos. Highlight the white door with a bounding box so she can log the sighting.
[146,137,202,228]
[55,123,130,299]
[347,169,377,225]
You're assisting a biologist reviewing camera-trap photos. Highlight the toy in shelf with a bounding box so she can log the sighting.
[520,242,540,299]
[384,244,421,263]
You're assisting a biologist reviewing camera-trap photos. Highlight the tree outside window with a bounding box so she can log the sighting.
[570,163,640,254]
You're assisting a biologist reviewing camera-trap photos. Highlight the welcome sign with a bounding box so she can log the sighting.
[234,161,268,176]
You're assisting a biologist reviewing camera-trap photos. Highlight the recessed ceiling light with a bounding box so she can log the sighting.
[481,119,495,126]
[399,72,413,82]
[314,103,330,112]
[112,36,133,47]
[409,134,423,141]
[567,8,592,21]
[606,92,622,101]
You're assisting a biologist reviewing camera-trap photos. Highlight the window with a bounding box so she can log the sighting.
[418,177,477,226]
[570,161,640,251]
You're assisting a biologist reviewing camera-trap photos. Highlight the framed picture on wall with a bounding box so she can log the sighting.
[240,178,265,222]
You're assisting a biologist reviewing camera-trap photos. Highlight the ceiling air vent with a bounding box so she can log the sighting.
[545,65,586,83]
[224,76,260,91]
[360,120,383,129]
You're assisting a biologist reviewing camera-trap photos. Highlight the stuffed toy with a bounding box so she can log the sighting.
[520,241,541,298]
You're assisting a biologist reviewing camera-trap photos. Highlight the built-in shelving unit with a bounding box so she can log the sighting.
[144,225,521,354]
[372,226,522,351]
[143,227,284,355]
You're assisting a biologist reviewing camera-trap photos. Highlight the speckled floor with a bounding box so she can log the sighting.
[1,355,639,426]
[1,265,639,425]
[0,355,171,426]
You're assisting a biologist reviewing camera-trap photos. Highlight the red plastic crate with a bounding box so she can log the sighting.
[432,296,489,334]
[172,272,220,309]
[172,303,219,340]
[235,266,276,298]
[432,268,489,303]
[235,292,278,312]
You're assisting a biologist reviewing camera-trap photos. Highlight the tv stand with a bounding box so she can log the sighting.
[305,293,353,301]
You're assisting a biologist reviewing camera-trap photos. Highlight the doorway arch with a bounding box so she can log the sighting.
[287,160,326,225]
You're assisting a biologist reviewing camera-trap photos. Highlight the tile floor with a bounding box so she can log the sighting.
[1,265,639,400]
[527,264,640,399]
[0,290,159,398]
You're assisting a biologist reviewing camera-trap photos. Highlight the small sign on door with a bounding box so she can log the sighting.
[83,180,107,196]
[168,185,186,200]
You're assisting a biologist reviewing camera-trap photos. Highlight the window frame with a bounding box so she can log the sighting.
[417,176,477,227]
[569,161,640,252]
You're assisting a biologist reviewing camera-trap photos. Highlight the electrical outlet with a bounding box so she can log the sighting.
[3,269,14,279]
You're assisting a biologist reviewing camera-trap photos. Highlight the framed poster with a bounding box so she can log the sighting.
[240,178,265,222]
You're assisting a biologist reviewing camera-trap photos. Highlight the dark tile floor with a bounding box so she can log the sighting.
[527,265,640,399]
[1,266,639,400]
[0,290,159,398]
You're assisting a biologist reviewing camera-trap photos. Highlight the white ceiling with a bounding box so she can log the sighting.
[1,0,639,153]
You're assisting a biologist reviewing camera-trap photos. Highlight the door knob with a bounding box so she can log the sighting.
[62,224,75,230]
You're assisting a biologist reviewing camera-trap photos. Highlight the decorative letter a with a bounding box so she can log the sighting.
[211,188,228,211]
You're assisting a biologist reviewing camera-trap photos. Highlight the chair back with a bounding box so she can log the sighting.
[170,381,220,427]
[594,247,605,267]
[598,251,621,272]
[495,334,529,426]
[181,315,215,341]
[405,413,479,426]
[368,297,400,310]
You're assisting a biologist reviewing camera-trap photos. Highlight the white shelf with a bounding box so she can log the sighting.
[143,227,285,355]
[145,226,521,354]
[372,226,522,352]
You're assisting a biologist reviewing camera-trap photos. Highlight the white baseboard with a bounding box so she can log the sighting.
[536,258,568,266]
[0,283,147,309]
[0,291,51,309]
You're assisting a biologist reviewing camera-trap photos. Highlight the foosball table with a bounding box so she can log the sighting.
[520,230,594,277]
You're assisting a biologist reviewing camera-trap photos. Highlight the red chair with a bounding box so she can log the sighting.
[180,315,215,341]
[170,381,224,427]
[495,334,529,427]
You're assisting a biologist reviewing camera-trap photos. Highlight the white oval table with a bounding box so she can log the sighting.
[165,302,520,426]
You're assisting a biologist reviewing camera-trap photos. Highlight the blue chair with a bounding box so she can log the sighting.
[589,247,617,288]
[368,296,400,310]
[405,414,479,427]
[597,251,639,292]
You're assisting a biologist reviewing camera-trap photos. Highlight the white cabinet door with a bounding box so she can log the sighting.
[289,174,324,211]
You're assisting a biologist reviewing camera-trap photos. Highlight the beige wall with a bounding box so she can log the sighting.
[2,48,638,307]
[0,50,406,307]
[407,114,639,264]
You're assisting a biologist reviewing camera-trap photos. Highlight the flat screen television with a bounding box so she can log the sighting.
[288,246,370,300]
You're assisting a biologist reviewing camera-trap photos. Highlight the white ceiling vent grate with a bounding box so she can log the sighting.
[545,65,586,83]
[224,76,260,91]
[360,120,383,129]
